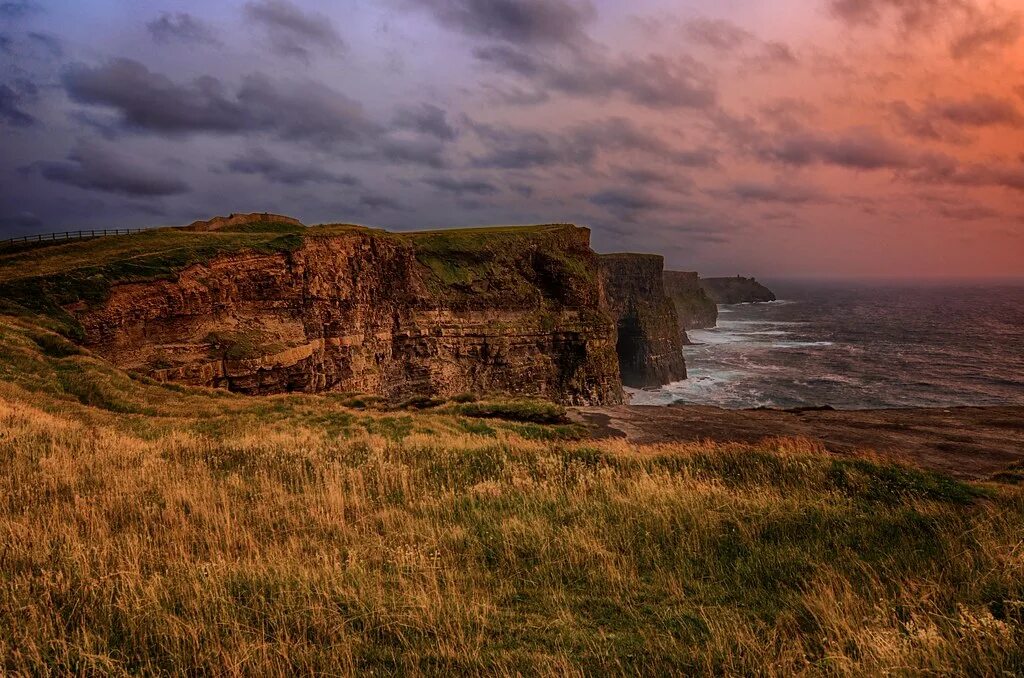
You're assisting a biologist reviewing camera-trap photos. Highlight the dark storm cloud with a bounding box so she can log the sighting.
[62,59,379,144]
[225,148,359,186]
[409,0,596,45]
[147,12,221,46]
[423,176,499,196]
[243,0,345,63]
[392,104,457,141]
[949,12,1022,59]
[62,59,247,133]
[474,45,717,110]
[0,82,35,126]
[0,34,10,53]
[758,127,912,169]
[683,18,752,51]
[717,181,824,204]
[32,141,190,197]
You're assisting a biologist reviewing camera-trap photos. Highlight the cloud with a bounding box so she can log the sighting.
[470,123,566,168]
[225,148,359,186]
[243,0,344,63]
[62,59,246,133]
[423,176,499,196]
[684,18,752,51]
[26,31,61,57]
[377,135,448,168]
[717,181,824,204]
[0,34,10,53]
[589,187,664,221]
[891,95,1023,143]
[910,154,1024,192]
[235,74,377,145]
[0,211,42,229]
[407,0,596,45]
[32,141,190,197]
[62,59,379,144]
[147,12,221,46]
[759,41,798,66]
[392,104,457,140]
[358,193,404,211]
[949,11,1022,59]
[828,0,1021,58]
[474,45,716,110]
[826,0,962,30]
[0,82,35,126]
[469,117,716,170]
[758,127,912,169]
[0,1,38,19]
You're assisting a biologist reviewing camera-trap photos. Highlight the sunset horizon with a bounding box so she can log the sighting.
[2,0,1022,279]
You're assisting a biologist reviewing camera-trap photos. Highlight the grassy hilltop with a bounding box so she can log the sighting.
[0,309,1022,675]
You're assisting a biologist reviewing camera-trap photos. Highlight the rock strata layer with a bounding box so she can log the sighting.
[663,270,718,334]
[69,223,638,404]
[599,254,687,388]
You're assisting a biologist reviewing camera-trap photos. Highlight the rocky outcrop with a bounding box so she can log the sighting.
[598,254,687,388]
[70,223,625,405]
[663,271,718,334]
[183,212,304,232]
[700,276,776,304]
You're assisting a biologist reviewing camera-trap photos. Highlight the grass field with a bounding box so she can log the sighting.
[0,313,1022,675]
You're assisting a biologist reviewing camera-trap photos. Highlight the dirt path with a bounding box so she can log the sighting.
[570,405,1024,479]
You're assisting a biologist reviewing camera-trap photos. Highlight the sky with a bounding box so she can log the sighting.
[1,0,1022,279]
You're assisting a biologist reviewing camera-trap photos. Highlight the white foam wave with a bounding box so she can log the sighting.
[771,340,834,348]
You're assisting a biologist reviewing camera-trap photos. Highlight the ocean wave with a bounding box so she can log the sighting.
[771,341,834,348]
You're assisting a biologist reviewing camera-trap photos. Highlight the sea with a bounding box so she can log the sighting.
[629,280,1024,409]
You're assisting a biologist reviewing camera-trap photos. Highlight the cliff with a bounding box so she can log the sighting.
[0,219,624,405]
[700,276,777,304]
[598,254,687,388]
[663,270,718,333]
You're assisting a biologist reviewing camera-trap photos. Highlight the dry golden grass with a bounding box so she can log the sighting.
[0,314,1021,675]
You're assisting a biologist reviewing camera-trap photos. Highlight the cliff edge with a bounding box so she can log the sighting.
[700,276,776,304]
[599,254,687,388]
[0,219,628,404]
[663,270,718,334]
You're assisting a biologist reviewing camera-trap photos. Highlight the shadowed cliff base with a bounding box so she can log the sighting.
[571,404,1024,479]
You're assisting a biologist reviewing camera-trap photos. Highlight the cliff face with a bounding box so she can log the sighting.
[66,223,625,405]
[599,254,687,388]
[700,276,777,304]
[663,271,718,334]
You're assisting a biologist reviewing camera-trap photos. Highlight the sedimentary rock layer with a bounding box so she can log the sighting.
[599,254,687,388]
[663,270,718,334]
[69,223,626,405]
